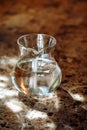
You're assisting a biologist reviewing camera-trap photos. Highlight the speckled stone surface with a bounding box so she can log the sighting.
[0,0,87,130]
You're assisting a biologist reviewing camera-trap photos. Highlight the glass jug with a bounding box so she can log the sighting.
[11,34,62,98]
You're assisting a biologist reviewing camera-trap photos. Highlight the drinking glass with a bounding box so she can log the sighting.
[11,34,62,98]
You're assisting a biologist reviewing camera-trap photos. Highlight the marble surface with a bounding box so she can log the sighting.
[0,0,87,130]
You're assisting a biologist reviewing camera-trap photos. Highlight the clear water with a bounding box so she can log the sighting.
[11,58,62,97]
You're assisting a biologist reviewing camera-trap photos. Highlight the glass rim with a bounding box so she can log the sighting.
[17,33,57,47]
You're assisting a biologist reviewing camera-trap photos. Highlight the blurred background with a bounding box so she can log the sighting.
[0,0,87,56]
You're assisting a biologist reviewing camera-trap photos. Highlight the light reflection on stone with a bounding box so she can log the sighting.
[26,109,48,119]
[4,98,23,112]
[69,92,85,102]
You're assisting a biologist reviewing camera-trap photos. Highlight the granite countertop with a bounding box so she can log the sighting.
[0,0,87,130]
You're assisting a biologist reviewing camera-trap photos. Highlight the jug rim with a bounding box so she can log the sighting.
[17,33,57,49]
